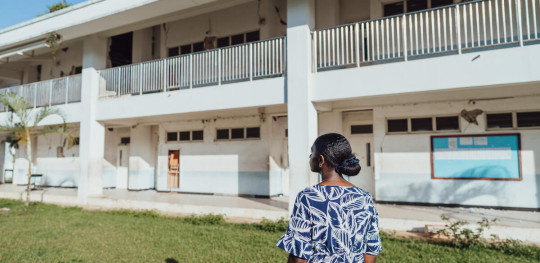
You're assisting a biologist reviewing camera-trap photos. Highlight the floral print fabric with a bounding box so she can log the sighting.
[276,185,382,262]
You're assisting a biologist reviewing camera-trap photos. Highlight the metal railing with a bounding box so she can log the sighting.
[0,74,82,111]
[313,0,540,71]
[98,37,286,97]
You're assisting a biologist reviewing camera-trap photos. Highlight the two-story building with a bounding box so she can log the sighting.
[0,0,538,210]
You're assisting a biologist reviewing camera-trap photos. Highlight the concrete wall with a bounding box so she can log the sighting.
[22,41,83,83]
[155,114,287,196]
[372,96,540,209]
[165,0,286,50]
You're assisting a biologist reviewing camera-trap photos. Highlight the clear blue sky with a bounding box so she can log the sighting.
[0,0,87,30]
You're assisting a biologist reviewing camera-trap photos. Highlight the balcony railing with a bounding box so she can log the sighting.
[99,37,286,97]
[313,0,540,71]
[0,75,82,112]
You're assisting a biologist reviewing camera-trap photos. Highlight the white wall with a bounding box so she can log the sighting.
[372,96,540,209]
[22,41,83,83]
[155,114,287,196]
[165,0,286,49]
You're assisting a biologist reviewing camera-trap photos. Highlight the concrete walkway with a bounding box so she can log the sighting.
[1,184,539,243]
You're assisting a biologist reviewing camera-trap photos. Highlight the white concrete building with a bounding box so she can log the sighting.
[0,0,539,211]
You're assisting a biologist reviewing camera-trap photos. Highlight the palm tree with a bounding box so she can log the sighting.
[0,93,73,206]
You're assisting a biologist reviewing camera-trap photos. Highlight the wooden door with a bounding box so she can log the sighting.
[168,150,180,189]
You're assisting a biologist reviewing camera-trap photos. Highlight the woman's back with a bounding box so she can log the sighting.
[277,185,381,263]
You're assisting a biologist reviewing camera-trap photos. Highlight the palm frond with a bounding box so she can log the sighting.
[32,106,66,129]
[0,93,32,126]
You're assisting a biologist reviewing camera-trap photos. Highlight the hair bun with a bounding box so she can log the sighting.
[335,156,361,176]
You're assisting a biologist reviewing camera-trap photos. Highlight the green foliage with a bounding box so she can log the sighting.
[0,199,539,263]
[47,1,71,13]
[259,217,288,232]
[437,214,497,247]
[183,214,226,225]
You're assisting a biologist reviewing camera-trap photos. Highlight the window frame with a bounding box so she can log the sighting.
[215,127,261,141]
[167,130,204,143]
[485,110,540,131]
[434,115,460,132]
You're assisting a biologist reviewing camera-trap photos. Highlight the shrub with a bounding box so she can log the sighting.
[184,214,225,225]
[259,217,288,232]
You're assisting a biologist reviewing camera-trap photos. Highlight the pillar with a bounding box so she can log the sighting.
[78,35,107,201]
[286,0,318,210]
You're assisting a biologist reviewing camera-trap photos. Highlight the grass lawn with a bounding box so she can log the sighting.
[0,199,538,263]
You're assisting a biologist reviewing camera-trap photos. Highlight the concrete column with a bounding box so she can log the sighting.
[78,35,107,201]
[286,0,318,210]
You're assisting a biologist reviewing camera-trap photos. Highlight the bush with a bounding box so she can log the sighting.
[184,214,226,225]
[437,214,496,247]
[259,217,288,232]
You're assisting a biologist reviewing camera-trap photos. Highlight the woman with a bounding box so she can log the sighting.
[277,133,381,263]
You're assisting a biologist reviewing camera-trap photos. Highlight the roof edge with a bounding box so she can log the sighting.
[0,0,106,35]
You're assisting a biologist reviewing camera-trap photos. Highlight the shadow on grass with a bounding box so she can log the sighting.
[165,258,179,263]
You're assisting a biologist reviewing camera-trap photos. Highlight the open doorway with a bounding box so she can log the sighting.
[168,150,180,189]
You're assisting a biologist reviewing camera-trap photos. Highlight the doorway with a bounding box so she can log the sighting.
[343,110,376,197]
[168,150,180,189]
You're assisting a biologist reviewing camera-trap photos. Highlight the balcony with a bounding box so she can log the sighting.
[0,75,82,111]
[312,0,540,71]
[98,37,286,98]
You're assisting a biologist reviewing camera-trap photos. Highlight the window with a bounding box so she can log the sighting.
[231,128,244,139]
[285,129,288,137]
[407,0,427,12]
[517,111,540,127]
[384,2,404,16]
[487,113,513,129]
[217,129,230,140]
[217,127,260,140]
[435,116,459,131]
[120,137,130,145]
[217,37,230,48]
[179,131,190,141]
[431,0,453,8]
[180,44,191,55]
[192,130,204,141]
[36,65,42,81]
[192,42,204,52]
[246,31,260,42]
[246,127,260,138]
[168,47,179,57]
[411,118,433,131]
[351,125,373,134]
[384,0,451,17]
[167,132,178,142]
[387,119,408,132]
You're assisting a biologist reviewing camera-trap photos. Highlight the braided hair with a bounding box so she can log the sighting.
[313,133,361,176]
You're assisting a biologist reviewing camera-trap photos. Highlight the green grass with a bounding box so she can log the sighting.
[0,199,538,263]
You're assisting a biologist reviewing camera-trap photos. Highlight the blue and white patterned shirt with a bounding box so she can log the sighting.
[277,185,382,263]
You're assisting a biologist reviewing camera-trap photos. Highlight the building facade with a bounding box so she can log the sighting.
[0,0,539,210]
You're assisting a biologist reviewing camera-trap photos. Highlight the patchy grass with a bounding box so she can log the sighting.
[0,199,538,263]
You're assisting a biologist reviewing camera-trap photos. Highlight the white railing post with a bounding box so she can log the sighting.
[189,54,193,89]
[456,5,462,54]
[249,42,254,81]
[402,14,408,61]
[218,49,222,85]
[312,32,318,72]
[48,80,53,107]
[517,0,524,46]
[355,23,361,67]
[33,84,37,108]
[139,66,143,95]
[65,77,69,104]
[163,59,168,92]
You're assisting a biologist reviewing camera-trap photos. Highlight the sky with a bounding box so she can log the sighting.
[0,0,87,30]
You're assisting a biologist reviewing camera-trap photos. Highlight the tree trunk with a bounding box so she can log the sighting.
[25,136,32,207]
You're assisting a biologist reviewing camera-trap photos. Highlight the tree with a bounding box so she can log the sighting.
[0,93,73,206]
[47,1,71,13]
